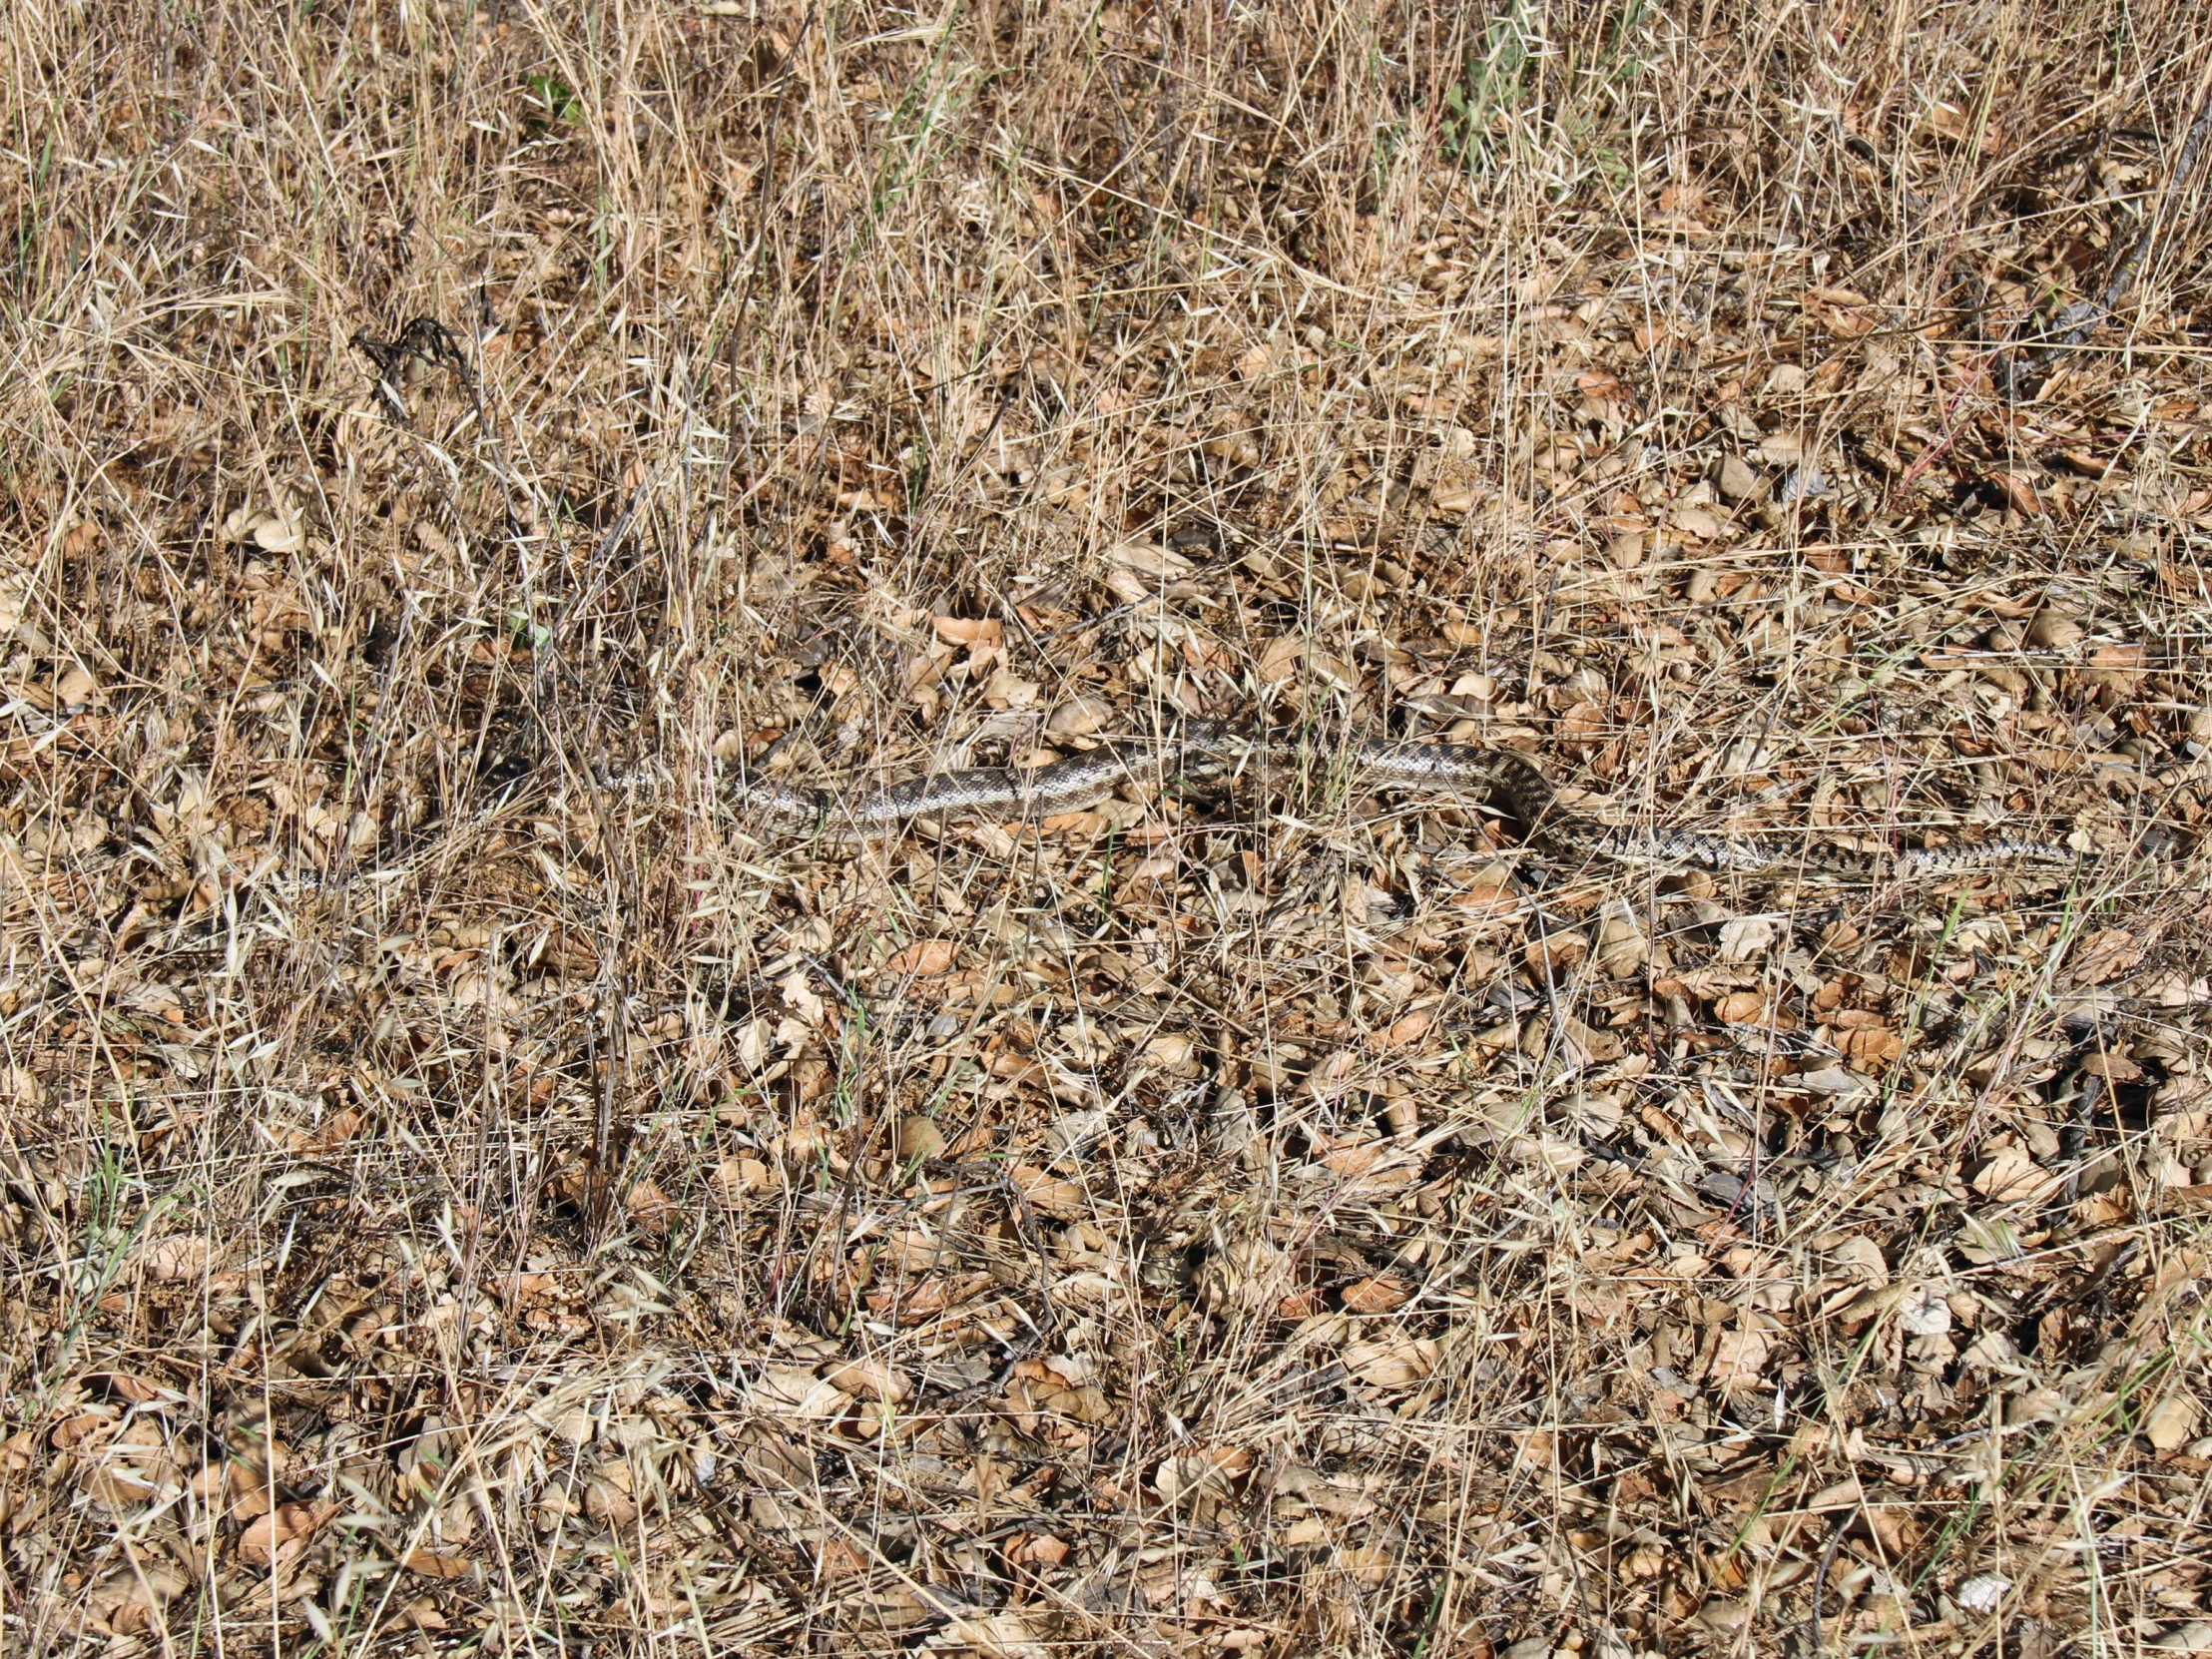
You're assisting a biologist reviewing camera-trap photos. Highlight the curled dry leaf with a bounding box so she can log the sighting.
[238,1500,337,1568]
[1898,1287,1952,1337]
[713,1155,771,1194]
[1708,1327,1773,1387]
[1971,1148,2045,1202]
[2079,1050,2142,1084]
[826,1358,911,1403]
[1256,636,1306,686]
[1829,1235,1890,1285]
[1340,1274,1410,1314]
[1155,1444,1254,1504]
[78,1421,175,1506]
[1106,540,1193,579]
[1008,1164,1088,1218]
[1845,1025,1905,1071]
[1197,1238,1287,1313]
[931,615,1003,647]
[946,1609,1051,1659]
[625,1179,676,1234]
[1342,1336,1440,1388]
[1005,1531,1070,1565]
[886,939,958,976]
[1046,696,1113,737]
[894,1115,947,1159]
[584,1469,639,1525]
[1713,991,1769,1024]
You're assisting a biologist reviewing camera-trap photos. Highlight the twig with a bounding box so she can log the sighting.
[1806,1498,1864,1655]
[1996,87,2212,399]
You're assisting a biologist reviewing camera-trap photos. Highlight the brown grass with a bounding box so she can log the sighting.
[4,1,2212,1654]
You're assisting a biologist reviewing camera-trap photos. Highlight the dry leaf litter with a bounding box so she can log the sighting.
[3,3,2212,1656]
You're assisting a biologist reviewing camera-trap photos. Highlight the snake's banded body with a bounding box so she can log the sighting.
[729,721,2105,880]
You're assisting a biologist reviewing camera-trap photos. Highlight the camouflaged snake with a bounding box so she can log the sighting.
[721,721,2104,879]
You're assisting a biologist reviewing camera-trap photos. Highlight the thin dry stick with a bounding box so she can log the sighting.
[1995,76,2212,399]
[1806,1499,1864,1656]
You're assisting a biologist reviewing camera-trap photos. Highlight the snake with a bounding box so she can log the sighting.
[720,720,2117,879]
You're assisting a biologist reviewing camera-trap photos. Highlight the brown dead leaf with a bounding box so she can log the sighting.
[826,1359,911,1403]
[1255,636,1305,685]
[1005,1531,1070,1565]
[1524,932,1587,976]
[886,939,958,976]
[238,1500,336,1568]
[53,1410,115,1449]
[1989,471,2043,515]
[1845,1025,1904,1071]
[1971,1149,2045,1202]
[1008,1165,1089,1218]
[863,1273,991,1321]
[1863,1505,1922,1554]
[1339,1274,1411,1314]
[1709,1326,1773,1387]
[1342,1336,1439,1388]
[713,1155,770,1194]
[2147,1393,2202,1452]
[2079,1050,2143,1084]
[584,1469,639,1525]
[626,1179,676,1235]
[88,1370,164,1404]
[2074,928,2144,984]
[1155,1444,1255,1503]
[931,615,1002,647]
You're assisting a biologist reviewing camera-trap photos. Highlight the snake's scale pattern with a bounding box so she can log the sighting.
[726,721,2100,879]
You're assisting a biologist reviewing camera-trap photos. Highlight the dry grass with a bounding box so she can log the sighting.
[4,0,2212,1654]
